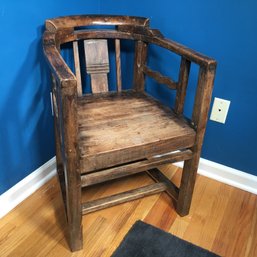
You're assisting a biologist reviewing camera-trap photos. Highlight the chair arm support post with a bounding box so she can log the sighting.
[192,63,217,150]
[60,81,79,159]
[133,40,148,91]
[174,57,191,115]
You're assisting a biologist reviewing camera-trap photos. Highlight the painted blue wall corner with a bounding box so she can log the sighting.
[0,0,100,194]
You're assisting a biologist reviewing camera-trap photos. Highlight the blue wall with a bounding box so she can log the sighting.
[100,0,257,176]
[1,0,257,195]
[0,0,100,194]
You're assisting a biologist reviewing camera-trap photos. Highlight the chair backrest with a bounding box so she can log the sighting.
[72,37,123,95]
[43,15,216,116]
[73,36,125,95]
[44,15,150,95]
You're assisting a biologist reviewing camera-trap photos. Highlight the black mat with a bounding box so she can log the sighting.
[111,221,220,257]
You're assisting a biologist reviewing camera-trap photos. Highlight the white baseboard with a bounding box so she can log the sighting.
[1,156,256,219]
[175,158,257,195]
[0,157,56,219]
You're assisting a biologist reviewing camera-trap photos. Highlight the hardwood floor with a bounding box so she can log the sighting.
[0,165,256,257]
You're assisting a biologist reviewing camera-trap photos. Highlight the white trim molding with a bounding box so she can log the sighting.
[1,156,257,219]
[176,158,257,195]
[0,157,56,219]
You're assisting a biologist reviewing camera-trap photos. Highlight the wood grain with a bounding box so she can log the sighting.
[81,150,192,186]
[142,65,178,89]
[45,15,150,32]
[147,168,179,200]
[133,40,148,91]
[82,183,167,214]
[61,84,82,251]
[73,41,82,96]
[84,39,109,93]
[117,25,164,38]
[176,64,216,216]
[174,57,191,115]
[1,165,256,257]
[77,91,196,172]
[115,39,122,91]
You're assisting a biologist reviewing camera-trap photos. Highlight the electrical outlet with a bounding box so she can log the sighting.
[210,97,230,124]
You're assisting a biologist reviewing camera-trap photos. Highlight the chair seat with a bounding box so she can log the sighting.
[77,90,196,173]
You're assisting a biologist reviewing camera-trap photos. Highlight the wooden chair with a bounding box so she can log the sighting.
[43,15,216,251]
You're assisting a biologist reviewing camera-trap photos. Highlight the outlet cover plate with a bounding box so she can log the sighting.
[210,97,231,124]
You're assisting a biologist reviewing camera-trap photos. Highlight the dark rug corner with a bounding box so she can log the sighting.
[111,220,221,257]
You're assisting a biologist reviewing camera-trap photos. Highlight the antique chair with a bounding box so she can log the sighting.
[43,15,216,251]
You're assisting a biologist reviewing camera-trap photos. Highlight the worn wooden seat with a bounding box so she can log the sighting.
[78,91,196,173]
[43,15,216,252]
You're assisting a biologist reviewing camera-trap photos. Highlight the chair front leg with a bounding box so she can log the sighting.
[61,83,83,251]
[65,158,83,251]
[176,154,200,216]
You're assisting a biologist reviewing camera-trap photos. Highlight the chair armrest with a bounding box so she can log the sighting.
[145,35,217,142]
[43,31,77,88]
[155,36,217,156]
[152,37,216,67]
[43,31,79,160]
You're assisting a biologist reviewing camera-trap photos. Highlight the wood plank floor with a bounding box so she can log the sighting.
[0,165,256,257]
